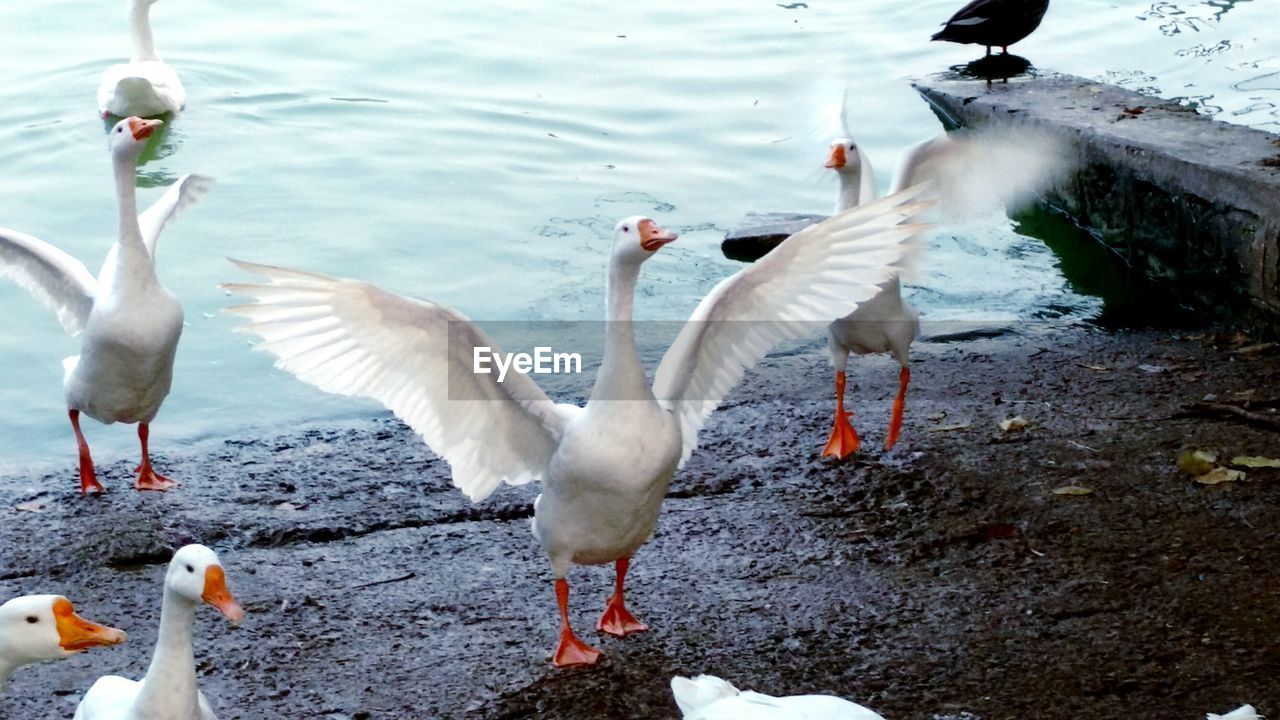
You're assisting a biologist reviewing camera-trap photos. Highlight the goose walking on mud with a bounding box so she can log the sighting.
[225,189,930,667]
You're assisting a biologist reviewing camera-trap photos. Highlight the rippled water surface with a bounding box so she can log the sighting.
[0,0,1276,468]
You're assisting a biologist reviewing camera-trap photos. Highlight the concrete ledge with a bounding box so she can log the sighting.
[913,72,1280,328]
[721,212,827,262]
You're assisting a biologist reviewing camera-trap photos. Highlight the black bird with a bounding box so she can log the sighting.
[931,0,1050,56]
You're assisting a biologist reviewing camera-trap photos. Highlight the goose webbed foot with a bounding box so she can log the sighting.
[554,626,603,667]
[596,558,648,637]
[597,598,648,637]
[133,423,178,492]
[821,371,861,460]
[134,466,178,492]
[69,409,105,495]
[552,578,602,668]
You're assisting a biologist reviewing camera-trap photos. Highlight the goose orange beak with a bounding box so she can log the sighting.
[127,117,163,141]
[825,144,847,169]
[639,219,678,252]
[53,598,127,653]
[202,566,244,624]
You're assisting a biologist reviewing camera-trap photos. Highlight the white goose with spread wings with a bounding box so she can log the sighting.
[818,136,936,458]
[0,116,212,494]
[224,188,929,667]
[819,124,1064,458]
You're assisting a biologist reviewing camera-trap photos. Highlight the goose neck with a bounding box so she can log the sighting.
[132,588,200,714]
[592,258,648,401]
[836,170,864,213]
[129,0,159,62]
[113,152,148,255]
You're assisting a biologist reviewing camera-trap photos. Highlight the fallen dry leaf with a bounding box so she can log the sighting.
[1138,364,1170,374]
[15,500,48,513]
[1196,467,1246,485]
[1178,449,1217,476]
[1077,363,1112,372]
[1234,343,1276,356]
[929,422,971,433]
[1231,456,1280,469]
[999,416,1029,433]
[1052,485,1094,496]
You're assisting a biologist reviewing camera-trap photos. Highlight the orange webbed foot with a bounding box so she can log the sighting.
[597,594,648,637]
[79,464,105,495]
[553,628,602,667]
[134,467,178,492]
[822,410,861,459]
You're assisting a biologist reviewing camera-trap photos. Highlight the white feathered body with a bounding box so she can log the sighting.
[673,675,886,720]
[98,62,185,118]
[828,276,918,371]
[64,244,182,425]
[535,399,681,576]
[690,691,886,720]
[826,138,923,371]
[74,674,216,720]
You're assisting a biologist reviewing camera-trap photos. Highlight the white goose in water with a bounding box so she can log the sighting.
[0,117,212,494]
[98,0,186,118]
[74,545,243,720]
[224,189,929,666]
[0,595,126,691]
[672,675,887,720]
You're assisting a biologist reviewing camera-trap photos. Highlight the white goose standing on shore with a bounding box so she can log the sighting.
[0,117,212,494]
[99,0,186,118]
[225,188,929,666]
[819,136,940,458]
[0,595,127,691]
[820,124,1062,458]
[73,545,243,720]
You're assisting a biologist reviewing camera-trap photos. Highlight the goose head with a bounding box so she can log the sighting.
[0,595,127,665]
[612,216,678,265]
[164,545,244,624]
[670,675,740,717]
[825,137,863,175]
[108,116,162,158]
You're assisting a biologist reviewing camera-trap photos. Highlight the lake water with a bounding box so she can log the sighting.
[0,0,1276,471]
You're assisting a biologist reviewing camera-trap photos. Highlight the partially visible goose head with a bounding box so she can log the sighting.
[612,216,678,266]
[0,595,127,666]
[825,137,863,174]
[108,116,162,160]
[165,545,244,624]
[670,675,740,717]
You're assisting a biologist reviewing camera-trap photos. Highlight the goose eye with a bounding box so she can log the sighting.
[25,616,38,624]
[622,225,629,232]
[185,564,195,573]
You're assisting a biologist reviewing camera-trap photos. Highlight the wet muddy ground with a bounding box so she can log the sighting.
[1,325,1277,719]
